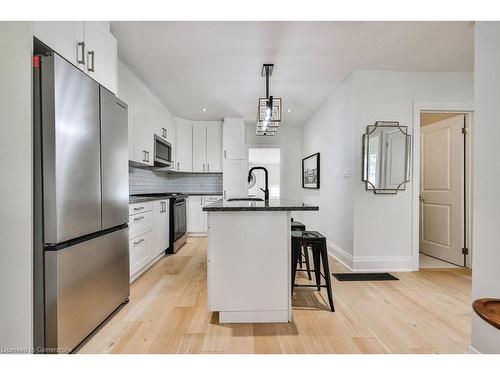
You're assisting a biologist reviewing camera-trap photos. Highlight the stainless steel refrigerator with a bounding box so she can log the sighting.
[33,52,130,353]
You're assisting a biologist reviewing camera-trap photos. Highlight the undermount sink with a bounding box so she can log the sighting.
[227,197,264,202]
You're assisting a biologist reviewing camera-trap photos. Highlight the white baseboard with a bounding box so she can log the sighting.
[188,232,207,237]
[326,240,413,272]
[130,252,165,284]
[327,240,353,270]
[352,255,414,272]
[466,345,481,354]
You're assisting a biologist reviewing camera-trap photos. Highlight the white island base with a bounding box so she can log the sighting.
[207,210,292,323]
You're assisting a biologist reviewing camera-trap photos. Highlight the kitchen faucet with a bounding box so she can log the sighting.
[248,166,269,202]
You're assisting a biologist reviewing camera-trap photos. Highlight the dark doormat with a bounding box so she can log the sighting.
[332,272,399,281]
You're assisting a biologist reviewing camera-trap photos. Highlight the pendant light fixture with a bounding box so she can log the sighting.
[256,64,282,136]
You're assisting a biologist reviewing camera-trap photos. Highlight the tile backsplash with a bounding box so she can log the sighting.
[129,166,223,195]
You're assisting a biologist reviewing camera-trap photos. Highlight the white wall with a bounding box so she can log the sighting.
[246,124,302,202]
[301,70,473,270]
[470,22,500,354]
[0,22,34,351]
[352,70,473,270]
[300,74,355,266]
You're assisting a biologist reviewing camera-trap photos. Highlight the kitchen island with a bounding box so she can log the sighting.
[203,198,319,323]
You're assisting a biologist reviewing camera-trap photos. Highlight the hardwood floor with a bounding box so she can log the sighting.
[77,237,472,354]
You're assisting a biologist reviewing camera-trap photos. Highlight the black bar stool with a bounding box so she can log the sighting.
[291,230,335,312]
[291,220,311,280]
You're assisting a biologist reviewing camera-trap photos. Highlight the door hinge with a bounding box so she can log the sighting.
[462,127,468,135]
[462,247,469,255]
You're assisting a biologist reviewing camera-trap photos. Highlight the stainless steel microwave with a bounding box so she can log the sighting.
[154,134,172,167]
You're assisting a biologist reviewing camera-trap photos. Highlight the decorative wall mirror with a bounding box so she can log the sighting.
[362,121,411,194]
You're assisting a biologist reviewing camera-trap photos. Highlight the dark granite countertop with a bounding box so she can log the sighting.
[129,195,172,204]
[185,193,223,196]
[203,198,319,212]
[129,192,223,204]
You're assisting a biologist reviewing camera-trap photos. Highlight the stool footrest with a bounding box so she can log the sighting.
[294,284,329,288]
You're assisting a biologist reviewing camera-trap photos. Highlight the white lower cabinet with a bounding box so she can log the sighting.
[129,199,170,282]
[188,195,222,235]
[129,231,153,277]
[152,200,170,257]
[129,210,153,239]
[188,196,206,234]
[203,196,222,231]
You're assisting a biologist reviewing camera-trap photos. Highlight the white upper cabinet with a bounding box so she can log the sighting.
[175,118,193,172]
[34,22,84,69]
[192,125,208,172]
[206,123,222,172]
[192,122,222,173]
[223,118,246,160]
[118,61,176,167]
[117,62,136,160]
[83,22,117,94]
[33,21,117,93]
[133,82,154,165]
[152,97,174,144]
[152,100,165,141]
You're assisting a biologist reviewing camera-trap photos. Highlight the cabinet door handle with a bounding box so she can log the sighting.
[133,216,144,222]
[133,206,144,211]
[203,163,205,172]
[201,197,203,204]
[143,151,147,162]
[87,50,95,72]
[133,238,145,246]
[207,163,210,171]
[224,150,227,159]
[162,128,167,138]
[177,162,180,170]
[76,41,85,65]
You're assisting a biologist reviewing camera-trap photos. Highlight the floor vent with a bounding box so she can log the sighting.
[332,272,399,281]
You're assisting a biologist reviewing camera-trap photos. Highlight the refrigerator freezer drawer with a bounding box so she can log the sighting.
[44,228,130,352]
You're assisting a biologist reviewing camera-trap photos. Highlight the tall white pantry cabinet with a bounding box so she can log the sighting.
[222,118,247,199]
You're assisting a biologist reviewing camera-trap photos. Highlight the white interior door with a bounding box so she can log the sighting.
[420,115,464,266]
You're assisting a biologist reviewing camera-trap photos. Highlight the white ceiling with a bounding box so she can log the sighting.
[111,21,473,127]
